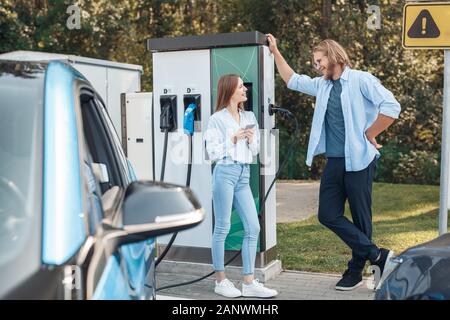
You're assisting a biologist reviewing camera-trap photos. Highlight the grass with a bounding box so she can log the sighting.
[276,182,441,274]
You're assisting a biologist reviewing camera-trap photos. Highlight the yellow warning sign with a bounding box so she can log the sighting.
[403,2,450,49]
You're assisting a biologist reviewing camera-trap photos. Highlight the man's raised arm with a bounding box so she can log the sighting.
[267,34,294,85]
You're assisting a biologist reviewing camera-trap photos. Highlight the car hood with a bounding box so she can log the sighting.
[400,233,450,258]
[376,233,450,300]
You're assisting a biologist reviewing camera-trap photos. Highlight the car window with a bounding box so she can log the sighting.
[0,61,44,296]
[94,96,131,185]
[80,92,125,194]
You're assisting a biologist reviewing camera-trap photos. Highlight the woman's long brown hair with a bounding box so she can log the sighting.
[215,74,244,112]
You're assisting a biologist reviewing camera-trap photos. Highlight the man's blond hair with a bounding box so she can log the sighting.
[313,39,352,68]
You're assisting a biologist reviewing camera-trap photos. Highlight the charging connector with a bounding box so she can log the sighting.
[159,95,177,182]
[183,94,201,132]
[183,103,197,136]
[160,95,177,132]
[268,103,293,118]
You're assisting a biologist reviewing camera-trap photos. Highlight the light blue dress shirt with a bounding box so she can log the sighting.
[287,66,401,171]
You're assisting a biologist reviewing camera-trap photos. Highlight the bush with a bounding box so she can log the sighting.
[375,143,407,183]
[392,150,440,185]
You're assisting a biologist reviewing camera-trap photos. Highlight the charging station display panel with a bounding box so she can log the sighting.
[211,46,261,251]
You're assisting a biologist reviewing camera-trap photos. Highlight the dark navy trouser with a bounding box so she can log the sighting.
[318,157,380,274]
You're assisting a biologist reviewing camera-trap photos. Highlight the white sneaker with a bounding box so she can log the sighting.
[242,279,278,298]
[214,279,242,298]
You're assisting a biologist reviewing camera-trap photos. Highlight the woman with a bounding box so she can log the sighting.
[205,74,278,298]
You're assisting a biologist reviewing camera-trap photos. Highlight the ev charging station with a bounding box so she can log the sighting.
[148,31,280,276]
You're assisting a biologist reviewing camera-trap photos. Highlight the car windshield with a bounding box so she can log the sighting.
[0,61,44,267]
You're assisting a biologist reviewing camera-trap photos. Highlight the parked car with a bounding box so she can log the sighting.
[0,59,204,299]
[376,233,450,300]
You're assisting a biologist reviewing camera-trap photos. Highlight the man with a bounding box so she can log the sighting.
[267,34,401,291]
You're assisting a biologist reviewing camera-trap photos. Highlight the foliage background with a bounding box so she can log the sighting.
[0,0,443,184]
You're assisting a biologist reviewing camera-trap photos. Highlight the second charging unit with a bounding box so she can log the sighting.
[148,31,278,269]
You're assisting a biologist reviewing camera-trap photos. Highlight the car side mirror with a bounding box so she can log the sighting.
[107,181,204,247]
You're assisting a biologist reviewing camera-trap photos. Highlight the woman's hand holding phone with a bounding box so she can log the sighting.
[231,125,256,145]
[231,128,247,144]
[244,124,255,144]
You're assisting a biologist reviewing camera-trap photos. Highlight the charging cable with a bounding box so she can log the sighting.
[184,103,197,187]
[159,102,175,181]
[155,103,197,268]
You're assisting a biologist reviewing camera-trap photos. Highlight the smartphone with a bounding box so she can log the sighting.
[245,124,256,130]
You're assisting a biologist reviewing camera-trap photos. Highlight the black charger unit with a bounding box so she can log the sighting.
[160,95,177,132]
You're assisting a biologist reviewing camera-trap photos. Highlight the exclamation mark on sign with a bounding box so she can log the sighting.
[407,9,440,39]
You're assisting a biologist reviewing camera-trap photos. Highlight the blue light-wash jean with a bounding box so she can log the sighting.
[211,160,260,276]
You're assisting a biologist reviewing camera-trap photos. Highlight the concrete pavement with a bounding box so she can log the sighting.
[155,181,378,300]
[156,270,375,300]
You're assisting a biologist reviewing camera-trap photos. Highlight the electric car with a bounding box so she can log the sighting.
[0,59,204,299]
[375,233,450,300]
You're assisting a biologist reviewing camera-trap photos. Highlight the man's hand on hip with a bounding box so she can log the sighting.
[365,130,382,149]
[365,114,396,150]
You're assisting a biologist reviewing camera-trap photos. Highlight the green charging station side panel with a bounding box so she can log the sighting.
[211,46,261,251]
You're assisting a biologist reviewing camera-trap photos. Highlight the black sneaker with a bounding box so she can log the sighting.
[371,248,395,290]
[335,270,363,291]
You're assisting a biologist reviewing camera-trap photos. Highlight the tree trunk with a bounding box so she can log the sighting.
[321,0,332,39]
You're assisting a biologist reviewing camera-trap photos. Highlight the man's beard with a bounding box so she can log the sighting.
[323,63,336,80]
